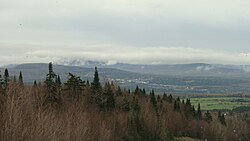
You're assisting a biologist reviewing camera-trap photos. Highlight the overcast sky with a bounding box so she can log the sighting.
[1,0,250,65]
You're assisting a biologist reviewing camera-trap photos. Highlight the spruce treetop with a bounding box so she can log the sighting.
[91,66,101,90]
[4,68,9,78]
[19,71,23,85]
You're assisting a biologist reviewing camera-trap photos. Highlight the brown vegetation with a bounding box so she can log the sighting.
[0,66,249,141]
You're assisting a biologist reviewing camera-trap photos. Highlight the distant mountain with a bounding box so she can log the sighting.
[0,63,143,84]
[107,63,250,77]
[4,62,250,77]
[1,62,250,94]
[55,59,250,77]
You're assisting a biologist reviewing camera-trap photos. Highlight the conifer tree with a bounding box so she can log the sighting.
[157,95,161,102]
[91,67,101,90]
[218,111,221,119]
[86,79,90,86]
[4,68,9,77]
[91,67,102,104]
[218,111,226,126]
[19,71,23,85]
[128,96,141,139]
[131,96,140,113]
[191,105,196,117]
[0,74,4,84]
[174,100,180,111]
[177,102,180,111]
[103,82,115,110]
[64,73,85,100]
[182,99,185,104]
[220,114,226,126]
[56,75,62,87]
[177,97,180,102]
[0,70,8,92]
[184,99,193,118]
[150,89,157,107]
[91,67,101,91]
[44,62,61,106]
[127,96,148,140]
[0,73,5,94]
[162,93,167,101]
[4,68,9,84]
[218,111,221,118]
[185,99,192,110]
[185,99,191,108]
[197,103,202,120]
[33,80,37,87]
[168,94,173,103]
[135,85,140,95]
[204,110,213,123]
[116,86,122,96]
[142,88,146,95]
[120,95,130,111]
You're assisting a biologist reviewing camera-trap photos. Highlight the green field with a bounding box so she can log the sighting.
[190,97,250,111]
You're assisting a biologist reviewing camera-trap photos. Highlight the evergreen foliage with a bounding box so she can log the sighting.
[135,85,140,95]
[64,73,85,100]
[44,62,61,106]
[33,80,37,87]
[197,103,202,120]
[4,68,9,84]
[131,96,140,112]
[91,67,101,90]
[0,73,6,95]
[204,110,213,123]
[184,98,193,118]
[91,67,102,104]
[174,100,180,111]
[157,95,161,103]
[116,86,122,96]
[0,69,9,95]
[64,73,85,90]
[86,79,90,86]
[185,99,191,108]
[134,86,146,97]
[103,82,115,111]
[142,88,146,95]
[19,71,23,85]
[191,105,196,117]
[128,89,131,94]
[150,89,157,107]
[218,112,226,126]
[168,94,173,103]
[126,96,147,141]
[120,95,130,111]
[162,93,167,101]
[56,75,62,87]
[176,97,180,102]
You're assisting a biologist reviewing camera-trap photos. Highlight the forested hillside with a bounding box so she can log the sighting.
[0,63,249,141]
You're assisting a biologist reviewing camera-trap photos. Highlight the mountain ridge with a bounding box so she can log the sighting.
[1,62,250,94]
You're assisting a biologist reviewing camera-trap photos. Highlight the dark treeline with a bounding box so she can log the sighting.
[0,62,249,141]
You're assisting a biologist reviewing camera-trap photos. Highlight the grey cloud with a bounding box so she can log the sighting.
[1,43,250,66]
[1,0,250,65]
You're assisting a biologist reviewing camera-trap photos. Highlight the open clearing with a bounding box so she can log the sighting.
[190,97,250,111]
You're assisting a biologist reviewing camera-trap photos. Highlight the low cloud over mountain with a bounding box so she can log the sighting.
[1,43,250,66]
